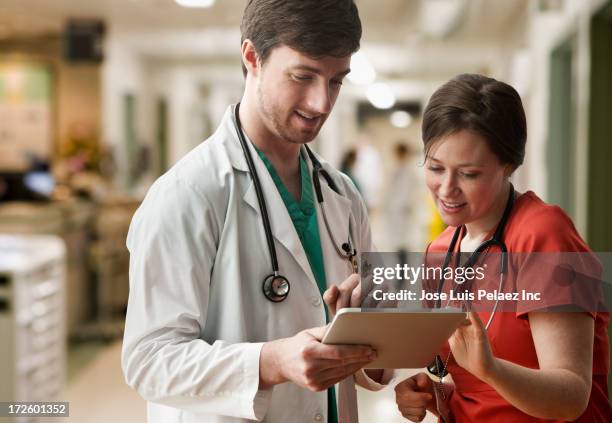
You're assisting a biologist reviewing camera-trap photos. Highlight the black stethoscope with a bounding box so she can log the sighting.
[233,103,358,302]
[435,184,515,317]
[428,184,515,380]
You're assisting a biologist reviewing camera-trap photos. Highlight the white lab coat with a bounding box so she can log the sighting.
[122,106,375,422]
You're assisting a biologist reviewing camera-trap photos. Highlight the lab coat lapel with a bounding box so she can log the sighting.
[242,177,316,286]
[316,171,353,285]
[318,180,352,250]
[239,148,317,286]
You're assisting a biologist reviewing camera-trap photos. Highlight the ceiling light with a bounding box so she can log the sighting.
[347,51,376,85]
[366,83,396,109]
[390,110,412,128]
[175,0,215,8]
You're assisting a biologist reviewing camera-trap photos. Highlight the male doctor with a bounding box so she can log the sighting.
[122,1,382,422]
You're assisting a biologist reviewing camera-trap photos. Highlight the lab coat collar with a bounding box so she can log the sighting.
[219,105,249,173]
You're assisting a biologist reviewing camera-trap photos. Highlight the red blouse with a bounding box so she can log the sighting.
[428,191,611,422]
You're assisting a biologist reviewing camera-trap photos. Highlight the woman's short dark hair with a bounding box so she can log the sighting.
[240,0,362,76]
[422,74,527,169]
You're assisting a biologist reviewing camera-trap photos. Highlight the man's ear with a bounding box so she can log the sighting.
[504,164,515,178]
[241,39,260,77]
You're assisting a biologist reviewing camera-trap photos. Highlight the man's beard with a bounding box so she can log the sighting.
[257,83,320,145]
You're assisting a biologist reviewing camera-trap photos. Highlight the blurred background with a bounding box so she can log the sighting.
[0,0,611,421]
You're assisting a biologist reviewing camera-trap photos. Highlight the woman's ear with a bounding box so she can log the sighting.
[241,39,260,77]
[503,164,516,178]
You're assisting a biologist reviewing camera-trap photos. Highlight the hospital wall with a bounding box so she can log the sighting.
[523,0,610,238]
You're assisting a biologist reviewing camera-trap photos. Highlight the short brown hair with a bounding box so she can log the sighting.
[240,0,362,76]
[422,74,527,169]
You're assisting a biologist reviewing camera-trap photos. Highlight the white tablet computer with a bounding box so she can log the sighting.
[321,308,467,369]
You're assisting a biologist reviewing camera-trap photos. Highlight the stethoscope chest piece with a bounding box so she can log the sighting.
[262,273,290,302]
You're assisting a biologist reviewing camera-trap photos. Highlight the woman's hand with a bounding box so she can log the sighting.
[395,372,435,422]
[449,312,594,420]
[448,312,497,381]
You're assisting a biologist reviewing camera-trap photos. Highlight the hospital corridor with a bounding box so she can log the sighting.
[1,0,611,422]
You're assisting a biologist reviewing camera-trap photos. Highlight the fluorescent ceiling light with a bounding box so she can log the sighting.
[175,0,215,8]
[347,51,376,85]
[390,110,412,128]
[366,83,396,109]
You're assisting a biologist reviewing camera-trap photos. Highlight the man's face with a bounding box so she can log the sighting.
[255,45,351,145]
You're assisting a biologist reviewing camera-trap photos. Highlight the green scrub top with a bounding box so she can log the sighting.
[256,149,338,423]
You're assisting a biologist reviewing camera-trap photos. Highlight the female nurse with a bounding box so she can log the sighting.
[394,74,610,422]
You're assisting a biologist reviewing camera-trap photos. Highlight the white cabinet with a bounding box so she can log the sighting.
[0,202,94,335]
[0,235,66,420]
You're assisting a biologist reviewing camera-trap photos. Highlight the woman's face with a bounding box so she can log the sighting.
[424,129,510,229]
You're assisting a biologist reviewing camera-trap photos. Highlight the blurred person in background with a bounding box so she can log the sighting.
[394,74,610,422]
[352,135,383,210]
[340,148,361,192]
[382,142,423,260]
[121,1,380,423]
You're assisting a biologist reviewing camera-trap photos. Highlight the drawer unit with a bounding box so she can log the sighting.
[0,235,66,422]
